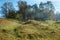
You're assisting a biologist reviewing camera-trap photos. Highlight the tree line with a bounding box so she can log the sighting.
[1,1,55,21]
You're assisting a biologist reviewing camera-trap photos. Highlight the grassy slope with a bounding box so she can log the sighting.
[0,19,60,40]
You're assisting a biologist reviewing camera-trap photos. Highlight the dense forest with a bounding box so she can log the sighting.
[0,0,60,21]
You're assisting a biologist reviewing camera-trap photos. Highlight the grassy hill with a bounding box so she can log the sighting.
[0,19,60,40]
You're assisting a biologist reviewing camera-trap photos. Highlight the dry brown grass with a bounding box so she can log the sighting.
[0,19,60,40]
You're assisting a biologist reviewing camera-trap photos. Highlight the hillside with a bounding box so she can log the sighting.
[0,19,60,40]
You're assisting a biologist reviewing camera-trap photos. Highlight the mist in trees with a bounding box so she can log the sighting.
[55,12,60,21]
[1,1,56,21]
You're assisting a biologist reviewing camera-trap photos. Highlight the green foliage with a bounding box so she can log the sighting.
[1,1,55,21]
[1,2,16,19]
[18,1,28,21]
[16,1,55,21]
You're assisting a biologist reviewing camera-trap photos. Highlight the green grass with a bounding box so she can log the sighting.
[0,19,60,40]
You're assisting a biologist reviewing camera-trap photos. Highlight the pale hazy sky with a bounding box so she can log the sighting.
[23,0,60,12]
[0,0,60,12]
